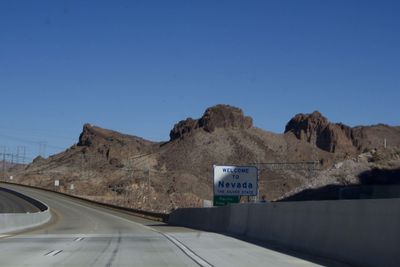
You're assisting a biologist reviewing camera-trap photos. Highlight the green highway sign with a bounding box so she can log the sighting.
[213,195,240,206]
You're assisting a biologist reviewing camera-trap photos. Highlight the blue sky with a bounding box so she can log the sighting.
[1,0,399,161]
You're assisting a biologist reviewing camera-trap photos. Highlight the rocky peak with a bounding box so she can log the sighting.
[78,123,97,146]
[170,104,253,141]
[77,123,155,148]
[75,123,122,145]
[169,118,199,141]
[285,111,355,155]
[199,105,253,132]
[285,111,329,143]
[31,155,46,165]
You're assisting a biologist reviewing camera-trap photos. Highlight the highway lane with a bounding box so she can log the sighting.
[0,187,40,213]
[0,184,349,267]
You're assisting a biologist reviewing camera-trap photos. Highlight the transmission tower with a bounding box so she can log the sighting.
[38,141,47,157]
[16,146,26,164]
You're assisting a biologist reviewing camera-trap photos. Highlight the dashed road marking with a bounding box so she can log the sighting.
[74,237,84,242]
[45,250,63,256]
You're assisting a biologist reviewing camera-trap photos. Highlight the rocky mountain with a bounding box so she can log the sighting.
[285,111,400,156]
[9,105,400,213]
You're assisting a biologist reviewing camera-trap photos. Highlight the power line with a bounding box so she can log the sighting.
[0,133,66,150]
[0,127,76,141]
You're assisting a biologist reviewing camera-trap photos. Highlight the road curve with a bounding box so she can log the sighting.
[0,184,349,267]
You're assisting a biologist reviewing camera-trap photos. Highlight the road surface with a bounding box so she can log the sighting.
[0,184,349,267]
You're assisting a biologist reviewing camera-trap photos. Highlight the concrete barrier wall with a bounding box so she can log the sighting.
[0,188,51,234]
[169,199,400,267]
[0,209,51,234]
[170,206,230,232]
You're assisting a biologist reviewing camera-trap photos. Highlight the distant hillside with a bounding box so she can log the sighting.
[0,161,25,172]
[10,104,400,213]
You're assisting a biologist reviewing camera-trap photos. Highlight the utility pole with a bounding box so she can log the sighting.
[311,131,318,179]
[145,167,150,192]
[22,146,26,164]
[2,147,6,181]
[147,167,152,210]
[16,147,19,164]
[81,153,85,179]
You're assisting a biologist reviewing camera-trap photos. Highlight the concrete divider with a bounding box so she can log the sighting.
[169,199,400,267]
[226,204,249,235]
[171,206,230,232]
[0,210,51,234]
[0,188,51,234]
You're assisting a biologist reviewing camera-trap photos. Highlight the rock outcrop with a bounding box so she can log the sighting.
[285,111,400,156]
[284,111,356,155]
[78,123,97,146]
[170,104,253,140]
[169,118,199,141]
[75,123,157,168]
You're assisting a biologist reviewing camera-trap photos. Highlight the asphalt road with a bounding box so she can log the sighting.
[0,184,350,267]
[0,187,40,213]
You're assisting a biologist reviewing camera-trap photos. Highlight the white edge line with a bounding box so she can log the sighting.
[161,232,214,267]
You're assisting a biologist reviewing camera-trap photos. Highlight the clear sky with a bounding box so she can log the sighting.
[1,0,399,162]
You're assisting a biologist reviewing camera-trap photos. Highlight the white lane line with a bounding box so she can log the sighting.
[74,237,84,242]
[45,250,63,256]
[161,233,214,267]
[0,235,10,238]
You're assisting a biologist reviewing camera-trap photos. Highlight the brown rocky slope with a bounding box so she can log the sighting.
[9,105,400,213]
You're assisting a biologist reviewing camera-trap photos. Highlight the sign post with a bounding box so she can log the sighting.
[213,165,258,206]
[54,179,60,191]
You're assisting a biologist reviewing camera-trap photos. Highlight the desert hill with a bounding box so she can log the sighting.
[9,105,400,212]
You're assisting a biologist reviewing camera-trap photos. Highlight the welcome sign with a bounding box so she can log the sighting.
[213,165,258,196]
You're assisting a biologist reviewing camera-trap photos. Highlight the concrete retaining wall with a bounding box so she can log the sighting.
[169,199,400,267]
[0,188,51,234]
